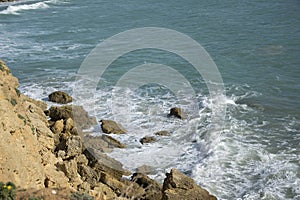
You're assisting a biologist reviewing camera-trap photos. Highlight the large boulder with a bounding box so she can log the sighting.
[168,107,187,119]
[100,120,127,134]
[48,105,97,130]
[162,168,217,200]
[48,91,72,104]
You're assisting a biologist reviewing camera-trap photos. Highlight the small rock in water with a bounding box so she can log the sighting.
[140,136,157,144]
[48,91,72,104]
[155,130,170,136]
[100,119,127,134]
[168,107,187,119]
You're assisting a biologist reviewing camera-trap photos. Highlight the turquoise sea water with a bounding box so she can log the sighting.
[1,0,299,199]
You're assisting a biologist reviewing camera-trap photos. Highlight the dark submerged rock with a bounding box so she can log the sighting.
[140,136,157,144]
[168,107,187,119]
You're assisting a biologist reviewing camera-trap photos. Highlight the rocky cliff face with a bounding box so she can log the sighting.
[0,60,217,199]
[0,60,70,189]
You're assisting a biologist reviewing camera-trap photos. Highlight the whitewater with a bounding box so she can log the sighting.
[0,0,299,199]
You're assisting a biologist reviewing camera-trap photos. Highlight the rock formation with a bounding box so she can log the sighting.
[168,107,187,119]
[48,91,73,104]
[162,168,217,200]
[140,136,157,144]
[0,60,217,199]
[0,60,70,189]
[100,119,127,134]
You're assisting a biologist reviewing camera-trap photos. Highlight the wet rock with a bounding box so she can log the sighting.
[168,107,187,119]
[140,136,157,144]
[155,130,170,136]
[162,168,217,200]
[48,91,72,104]
[100,119,127,134]
[48,105,97,130]
[102,134,126,148]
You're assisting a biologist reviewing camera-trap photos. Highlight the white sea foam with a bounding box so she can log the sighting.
[20,79,300,199]
[0,2,49,15]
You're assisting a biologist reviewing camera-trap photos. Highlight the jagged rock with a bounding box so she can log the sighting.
[78,164,99,188]
[51,119,64,134]
[64,118,74,132]
[100,119,127,134]
[48,105,97,130]
[48,91,72,104]
[168,107,187,119]
[65,136,83,158]
[91,182,117,200]
[101,134,126,148]
[0,60,70,189]
[76,154,88,166]
[140,136,157,144]
[83,135,111,153]
[100,172,125,196]
[58,159,78,180]
[131,173,162,200]
[162,168,217,200]
[155,130,170,136]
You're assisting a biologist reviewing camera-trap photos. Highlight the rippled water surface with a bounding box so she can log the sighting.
[1,0,299,199]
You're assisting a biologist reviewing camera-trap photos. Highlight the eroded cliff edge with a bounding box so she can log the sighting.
[0,60,217,200]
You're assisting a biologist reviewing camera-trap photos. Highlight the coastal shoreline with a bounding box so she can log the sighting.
[0,59,217,199]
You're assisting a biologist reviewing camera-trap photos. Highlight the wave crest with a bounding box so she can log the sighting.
[0,2,49,15]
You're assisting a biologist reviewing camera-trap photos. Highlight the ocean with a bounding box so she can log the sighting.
[0,0,299,199]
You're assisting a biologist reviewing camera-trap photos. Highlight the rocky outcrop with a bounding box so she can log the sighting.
[48,91,73,104]
[0,60,70,189]
[0,60,217,199]
[162,168,217,200]
[100,119,127,134]
[48,105,97,130]
[168,107,187,119]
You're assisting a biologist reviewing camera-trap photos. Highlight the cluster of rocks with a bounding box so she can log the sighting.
[0,60,217,199]
[99,107,186,145]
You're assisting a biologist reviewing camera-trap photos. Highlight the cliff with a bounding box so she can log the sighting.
[0,60,217,200]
